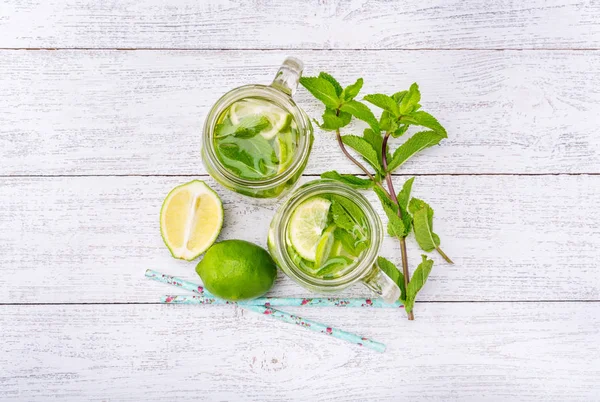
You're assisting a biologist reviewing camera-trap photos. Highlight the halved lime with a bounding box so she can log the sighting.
[160,180,223,261]
[287,197,331,261]
[230,98,292,140]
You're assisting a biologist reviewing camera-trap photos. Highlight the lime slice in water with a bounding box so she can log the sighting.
[315,225,336,268]
[275,131,295,174]
[288,197,331,261]
[230,98,292,140]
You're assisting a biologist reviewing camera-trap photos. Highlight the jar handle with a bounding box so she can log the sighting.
[271,57,304,96]
[361,264,401,304]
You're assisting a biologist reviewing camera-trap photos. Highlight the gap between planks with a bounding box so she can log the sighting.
[1,300,599,306]
[0,173,599,178]
[1,48,600,52]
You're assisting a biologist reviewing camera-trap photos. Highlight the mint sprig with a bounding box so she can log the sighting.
[300,73,454,320]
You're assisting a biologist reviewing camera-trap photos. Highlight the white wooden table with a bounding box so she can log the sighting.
[1,1,599,400]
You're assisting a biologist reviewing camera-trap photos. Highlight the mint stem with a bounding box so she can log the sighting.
[382,132,413,320]
[436,246,454,264]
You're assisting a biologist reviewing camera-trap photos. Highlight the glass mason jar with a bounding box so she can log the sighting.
[267,180,401,303]
[202,57,314,199]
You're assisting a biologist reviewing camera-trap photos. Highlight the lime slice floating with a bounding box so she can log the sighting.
[230,98,292,140]
[288,197,331,261]
[160,180,224,261]
[275,131,295,174]
[314,225,336,268]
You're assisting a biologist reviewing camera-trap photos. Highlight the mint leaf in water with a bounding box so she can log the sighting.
[216,135,278,180]
[321,170,373,189]
[387,131,444,172]
[400,111,447,137]
[215,115,270,139]
[364,94,399,116]
[330,194,365,222]
[377,256,406,303]
[334,228,367,256]
[399,83,421,115]
[318,72,343,96]
[342,78,363,101]
[319,108,351,131]
[299,76,341,109]
[404,255,434,313]
[341,135,382,173]
[330,201,356,232]
[232,115,271,138]
[339,100,380,132]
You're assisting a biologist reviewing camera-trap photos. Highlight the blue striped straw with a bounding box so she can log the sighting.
[145,269,387,352]
[161,294,402,308]
[146,270,402,308]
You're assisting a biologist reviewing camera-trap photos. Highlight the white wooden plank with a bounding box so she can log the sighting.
[1,175,598,303]
[2,0,599,49]
[0,302,598,401]
[1,50,599,175]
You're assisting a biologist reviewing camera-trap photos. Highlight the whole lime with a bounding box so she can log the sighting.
[195,240,277,301]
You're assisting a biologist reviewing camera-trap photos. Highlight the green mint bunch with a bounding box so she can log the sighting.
[299,73,453,319]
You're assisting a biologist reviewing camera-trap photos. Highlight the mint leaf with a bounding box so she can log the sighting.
[330,195,368,240]
[364,94,399,116]
[339,100,380,132]
[392,124,409,138]
[341,135,382,173]
[387,131,444,172]
[409,198,443,255]
[215,115,270,139]
[319,108,351,131]
[330,194,366,229]
[232,115,271,138]
[330,201,355,232]
[392,90,407,103]
[408,198,431,223]
[379,110,398,132]
[373,186,410,238]
[318,72,343,96]
[397,177,415,212]
[377,256,406,303]
[342,78,363,101]
[334,228,367,256]
[404,255,434,313]
[363,128,384,166]
[400,111,447,137]
[216,135,278,180]
[321,170,373,189]
[299,76,340,109]
[399,83,421,115]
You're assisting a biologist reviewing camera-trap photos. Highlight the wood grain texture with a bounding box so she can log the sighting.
[1,175,598,304]
[2,0,600,49]
[0,303,598,401]
[1,50,599,176]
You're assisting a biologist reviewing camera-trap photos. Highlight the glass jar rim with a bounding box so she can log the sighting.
[271,179,384,289]
[202,85,312,189]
